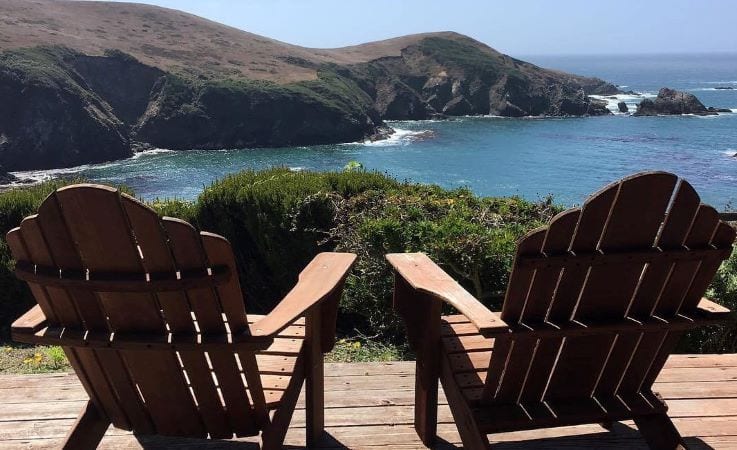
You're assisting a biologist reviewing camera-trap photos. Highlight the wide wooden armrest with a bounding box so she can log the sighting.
[386,253,509,336]
[250,252,356,338]
[11,305,47,336]
[694,297,731,321]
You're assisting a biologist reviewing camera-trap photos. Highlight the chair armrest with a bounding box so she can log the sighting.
[11,305,48,339]
[250,252,356,338]
[694,297,731,321]
[386,253,509,337]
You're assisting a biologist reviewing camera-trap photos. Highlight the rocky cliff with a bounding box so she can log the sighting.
[0,0,620,171]
[351,35,616,119]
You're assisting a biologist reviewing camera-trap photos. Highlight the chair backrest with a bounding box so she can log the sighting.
[483,172,735,409]
[6,184,269,438]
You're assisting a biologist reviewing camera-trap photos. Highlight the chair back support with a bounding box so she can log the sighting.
[6,184,269,438]
[484,172,735,409]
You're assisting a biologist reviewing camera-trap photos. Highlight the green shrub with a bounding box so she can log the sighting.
[679,249,737,353]
[195,168,399,312]
[194,168,556,339]
[330,185,557,339]
[1,171,735,355]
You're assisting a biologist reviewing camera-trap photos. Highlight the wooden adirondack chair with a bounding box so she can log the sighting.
[387,172,735,449]
[9,184,356,449]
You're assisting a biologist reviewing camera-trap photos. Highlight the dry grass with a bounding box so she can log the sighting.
[0,0,474,83]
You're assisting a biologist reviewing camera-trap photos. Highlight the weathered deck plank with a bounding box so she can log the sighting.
[0,355,736,448]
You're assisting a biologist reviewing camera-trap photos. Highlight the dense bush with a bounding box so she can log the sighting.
[330,184,558,338]
[680,250,737,353]
[194,168,400,313]
[0,170,735,353]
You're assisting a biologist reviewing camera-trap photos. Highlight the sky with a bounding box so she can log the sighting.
[101,0,737,56]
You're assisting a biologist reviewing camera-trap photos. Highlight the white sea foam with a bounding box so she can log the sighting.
[361,128,434,147]
[130,148,176,159]
[4,148,177,186]
[722,149,737,157]
[7,164,95,185]
[693,87,737,91]
[589,92,655,115]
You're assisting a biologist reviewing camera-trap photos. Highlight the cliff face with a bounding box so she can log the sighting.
[0,47,131,170]
[0,47,380,168]
[352,35,615,119]
[0,2,620,171]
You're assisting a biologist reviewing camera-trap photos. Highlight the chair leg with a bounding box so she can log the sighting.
[306,310,325,448]
[62,400,110,450]
[262,372,304,450]
[415,358,439,446]
[306,351,325,447]
[634,413,686,449]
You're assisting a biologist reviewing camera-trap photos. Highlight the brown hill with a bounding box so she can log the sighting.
[0,0,619,171]
[0,0,473,82]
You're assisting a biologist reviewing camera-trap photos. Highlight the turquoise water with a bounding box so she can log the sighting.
[14,53,737,207]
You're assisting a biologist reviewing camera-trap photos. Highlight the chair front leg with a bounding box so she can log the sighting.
[306,305,325,447]
[63,400,110,450]
[393,274,442,446]
[633,413,686,450]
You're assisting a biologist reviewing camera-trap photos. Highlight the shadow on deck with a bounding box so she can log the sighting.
[1,355,736,449]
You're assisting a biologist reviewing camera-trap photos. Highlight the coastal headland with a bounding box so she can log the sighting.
[0,0,618,171]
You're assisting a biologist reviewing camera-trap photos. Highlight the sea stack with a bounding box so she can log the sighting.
[634,88,715,116]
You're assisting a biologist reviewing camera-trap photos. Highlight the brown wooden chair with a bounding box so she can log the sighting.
[387,171,735,449]
[9,184,356,449]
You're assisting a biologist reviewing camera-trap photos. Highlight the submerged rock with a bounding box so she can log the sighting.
[634,88,716,116]
[0,167,17,184]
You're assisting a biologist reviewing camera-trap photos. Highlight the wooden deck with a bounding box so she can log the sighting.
[1,355,736,449]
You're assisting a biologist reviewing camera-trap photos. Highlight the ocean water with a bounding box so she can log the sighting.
[11,53,737,207]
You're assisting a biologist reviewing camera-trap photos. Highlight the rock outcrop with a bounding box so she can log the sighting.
[618,101,628,113]
[0,47,131,170]
[635,88,721,116]
[0,167,16,184]
[353,35,615,119]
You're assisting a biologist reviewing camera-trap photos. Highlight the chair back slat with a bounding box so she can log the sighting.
[614,180,701,397]
[14,203,148,431]
[516,209,580,404]
[163,218,260,437]
[491,209,580,403]
[484,228,544,397]
[54,185,207,437]
[482,172,734,412]
[200,232,249,333]
[582,174,677,406]
[639,211,734,391]
[6,227,59,324]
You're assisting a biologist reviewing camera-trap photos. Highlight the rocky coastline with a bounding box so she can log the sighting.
[0,0,621,173]
[634,87,732,116]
